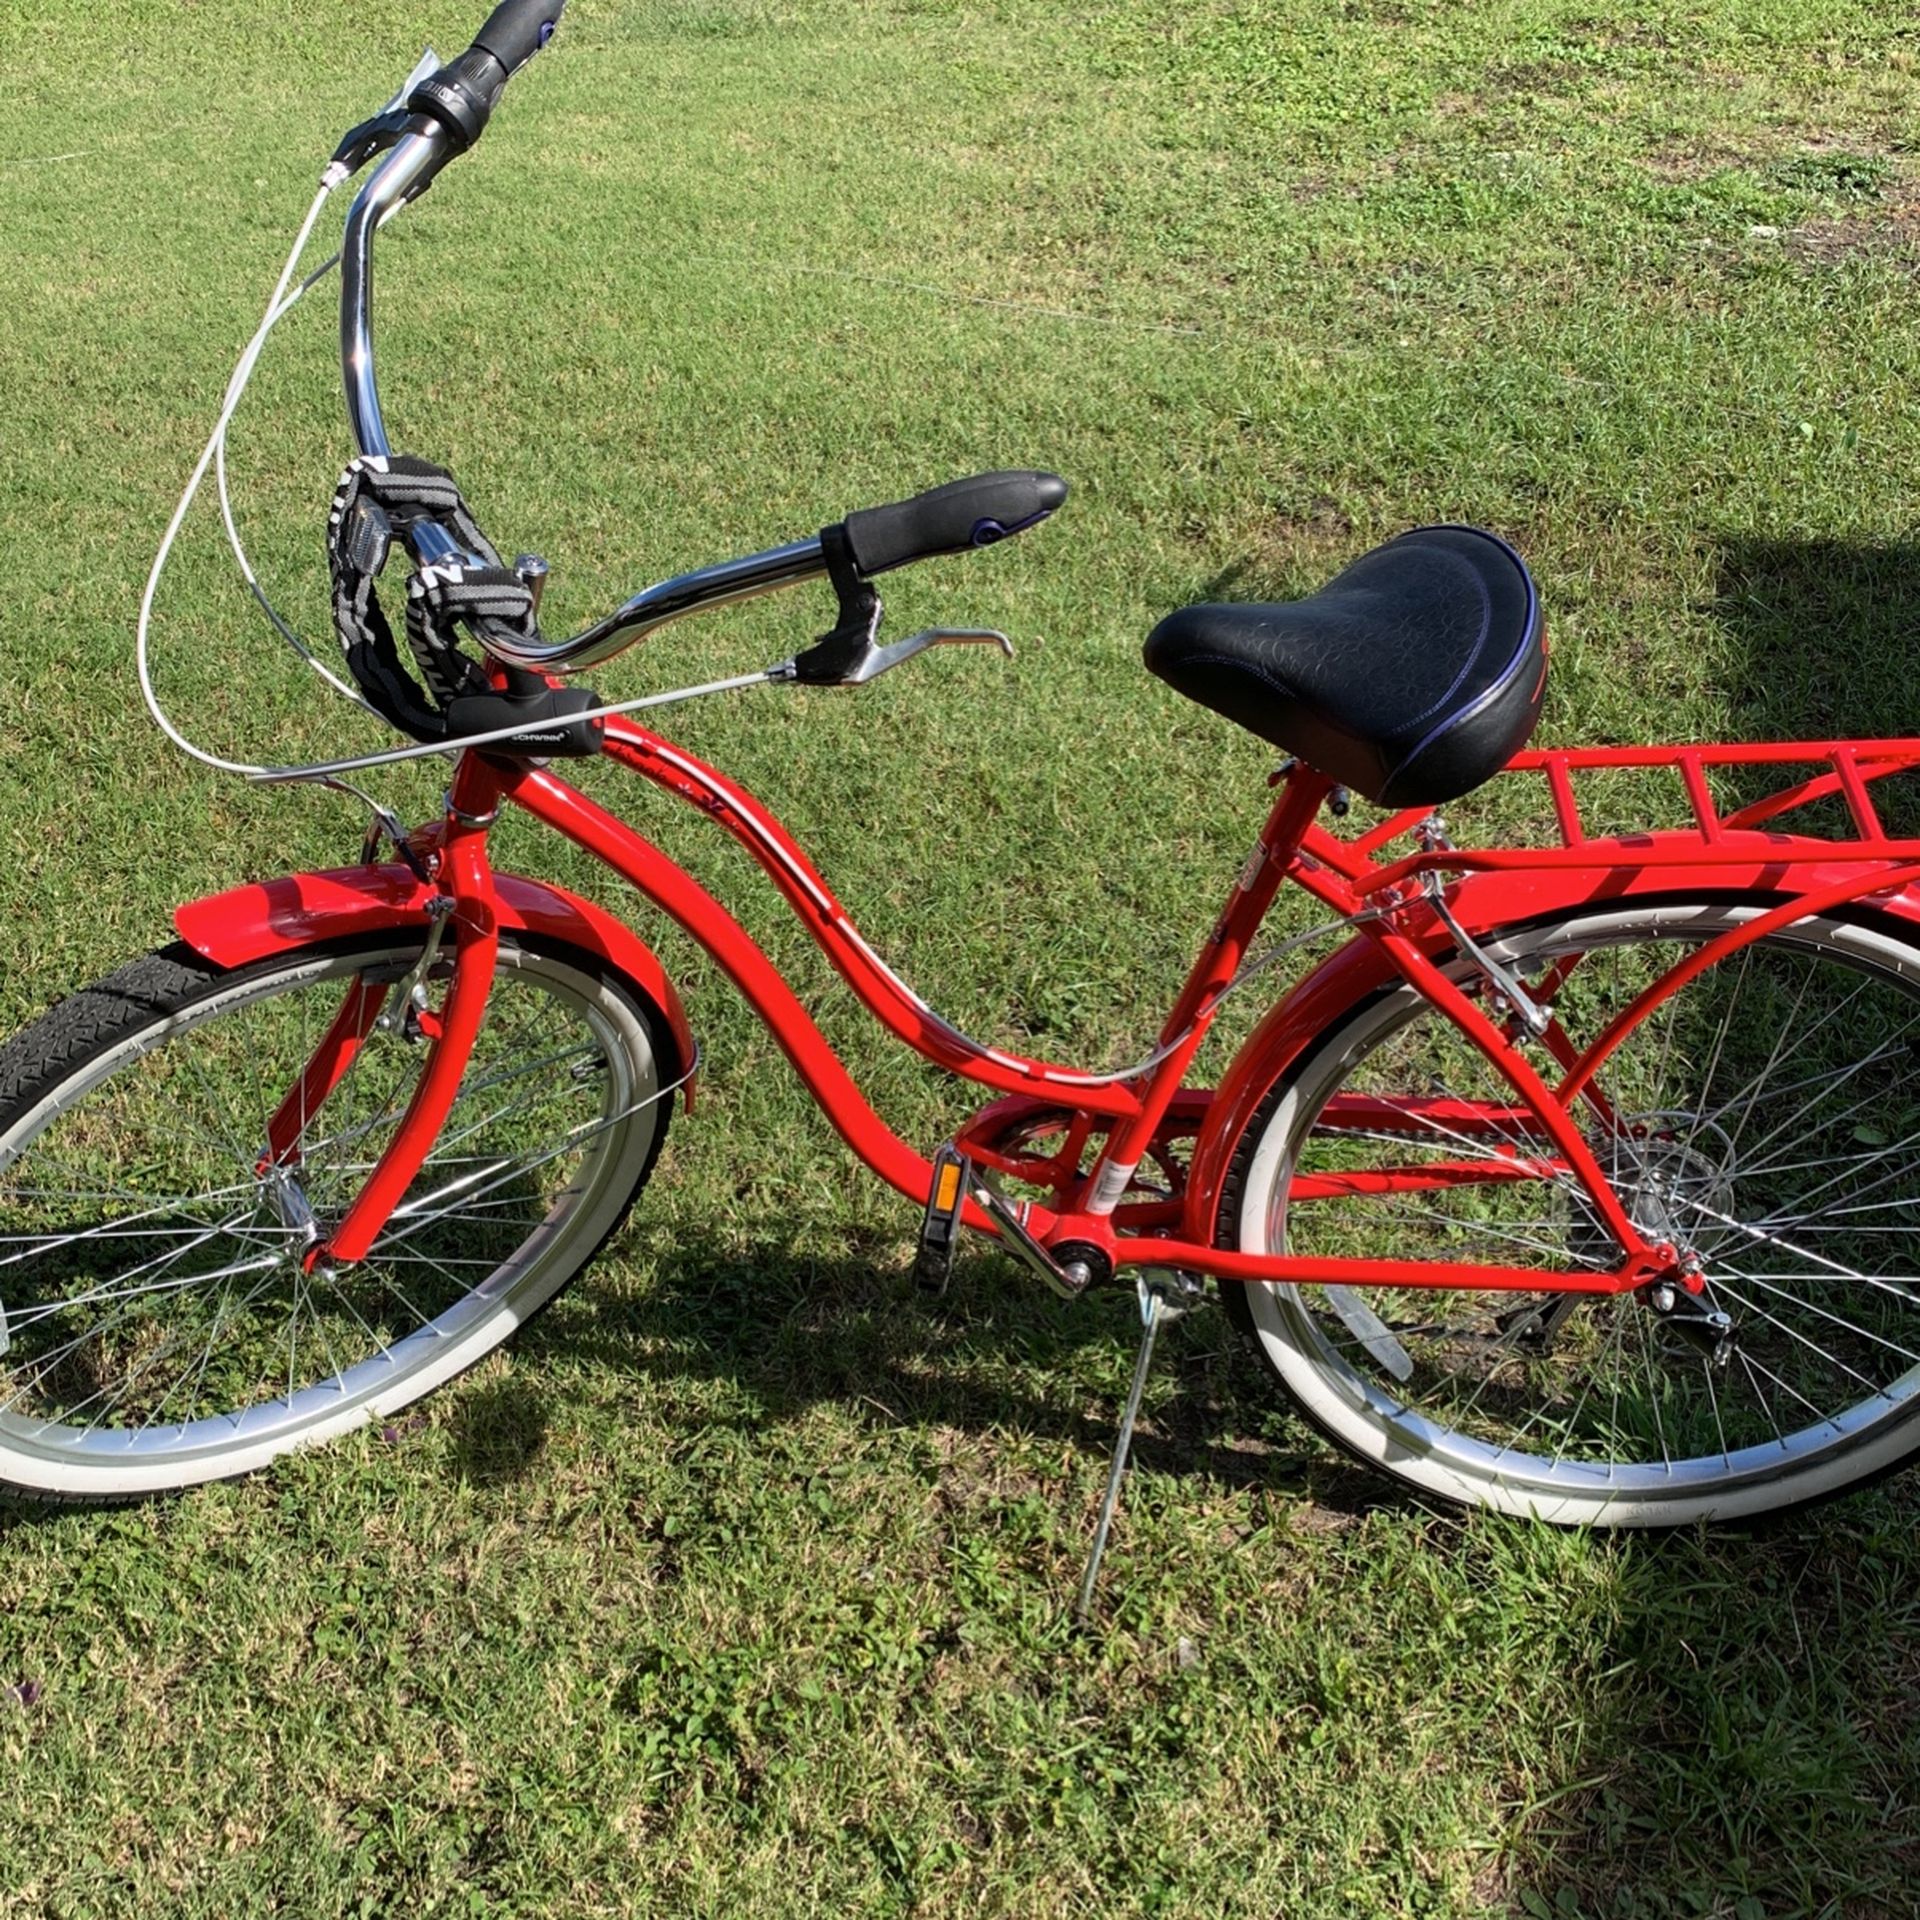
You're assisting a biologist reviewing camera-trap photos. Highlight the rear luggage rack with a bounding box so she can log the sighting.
[1329,740,1920,895]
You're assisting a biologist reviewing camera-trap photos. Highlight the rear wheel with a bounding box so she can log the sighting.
[0,931,675,1498]
[1217,898,1920,1525]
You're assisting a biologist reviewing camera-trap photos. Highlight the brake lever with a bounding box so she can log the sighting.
[837,626,1014,685]
[329,48,444,179]
[774,627,1014,688]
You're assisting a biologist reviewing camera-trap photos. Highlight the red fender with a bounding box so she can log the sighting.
[173,864,697,1108]
[1184,836,1920,1244]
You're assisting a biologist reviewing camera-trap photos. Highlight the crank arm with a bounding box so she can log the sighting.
[970,1174,1093,1299]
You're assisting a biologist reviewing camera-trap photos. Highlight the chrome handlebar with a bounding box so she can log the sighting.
[339,124,469,571]
[340,133,434,461]
[338,103,834,674]
[492,536,830,673]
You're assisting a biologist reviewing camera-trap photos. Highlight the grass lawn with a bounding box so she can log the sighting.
[4,0,1920,1912]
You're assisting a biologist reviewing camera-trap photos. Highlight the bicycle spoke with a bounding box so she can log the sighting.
[1702,1353,1732,1469]
[1705,973,1874,1151]
[0,937,669,1482]
[2,1211,267,1332]
[11,1255,287,1429]
[0,1185,258,1271]
[1722,1014,1908,1172]
[1673,945,1750,1166]
[1714,1266,1920,1367]
[1672,1196,1920,1313]
[1548,1307,1624,1467]
[1252,906,1920,1513]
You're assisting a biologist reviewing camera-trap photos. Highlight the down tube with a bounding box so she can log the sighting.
[504,764,1009,1232]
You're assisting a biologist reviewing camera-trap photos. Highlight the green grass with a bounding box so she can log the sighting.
[4,0,1920,1912]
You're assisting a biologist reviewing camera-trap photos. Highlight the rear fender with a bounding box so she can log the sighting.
[1185,840,1920,1244]
[173,865,697,1107]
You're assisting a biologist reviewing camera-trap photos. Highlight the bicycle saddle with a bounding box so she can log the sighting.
[1143,525,1545,807]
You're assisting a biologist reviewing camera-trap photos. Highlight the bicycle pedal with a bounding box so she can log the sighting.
[913,1144,971,1296]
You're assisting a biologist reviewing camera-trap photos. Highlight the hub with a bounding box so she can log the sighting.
[1571,1111,1738,1267]
[262,1165,322,1247]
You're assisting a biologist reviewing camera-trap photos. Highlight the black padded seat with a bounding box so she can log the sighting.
[1143,525,1546,807]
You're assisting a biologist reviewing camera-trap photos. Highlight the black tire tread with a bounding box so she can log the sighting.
[1209,894,1920,1528]
[0,945,217,1134]
[0,934,673,1506]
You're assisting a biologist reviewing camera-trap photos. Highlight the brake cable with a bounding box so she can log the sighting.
[139,161,780,788]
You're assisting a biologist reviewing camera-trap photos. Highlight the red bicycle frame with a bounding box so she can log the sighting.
[175,720,1920,1302]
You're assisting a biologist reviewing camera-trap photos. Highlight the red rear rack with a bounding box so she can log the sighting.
[1335,739,1920,894]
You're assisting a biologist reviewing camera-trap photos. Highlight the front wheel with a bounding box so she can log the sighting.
[0,930,677,1499]
[1217,897,1920,1526]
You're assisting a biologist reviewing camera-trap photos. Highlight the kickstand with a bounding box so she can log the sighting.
[1076,1271,1199,1624]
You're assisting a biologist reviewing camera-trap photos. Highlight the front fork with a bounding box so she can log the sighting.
[300,758,507,1272]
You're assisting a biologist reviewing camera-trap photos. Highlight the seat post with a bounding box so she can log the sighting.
[1160,762,1337,1042]
[1080,764,1333,1218]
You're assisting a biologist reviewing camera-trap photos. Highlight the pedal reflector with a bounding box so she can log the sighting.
[933,1158,963,1216]
[914,1144,971,1296]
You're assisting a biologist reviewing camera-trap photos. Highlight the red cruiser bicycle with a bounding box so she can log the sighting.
[6,4,1920,1577]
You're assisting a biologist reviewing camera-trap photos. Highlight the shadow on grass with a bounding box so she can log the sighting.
[1499,536,1920,1919]
[510,1224,1920,1917]
[511,1232,1403,1519]
[1711,537,1920,749]
[443,1372,550,1486]
[1513,1501,1920,1920]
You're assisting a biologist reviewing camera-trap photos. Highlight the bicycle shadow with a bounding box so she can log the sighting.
[473,1229,1399,1518]
[478,1218,1920,1915]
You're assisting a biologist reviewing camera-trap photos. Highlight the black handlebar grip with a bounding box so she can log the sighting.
[841,470,1068,578]
[409,0,564,149]
[472,0,568,76]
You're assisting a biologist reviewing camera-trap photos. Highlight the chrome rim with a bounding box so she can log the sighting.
[1241,906,1920,1508]
[0,942,661,1475]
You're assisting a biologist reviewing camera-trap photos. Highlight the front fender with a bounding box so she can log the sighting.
[173,865,697,1107]
[1185,839,1920,1244]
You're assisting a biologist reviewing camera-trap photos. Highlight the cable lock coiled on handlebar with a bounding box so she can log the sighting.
[327,454,604,754]
[141,2,783,784]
